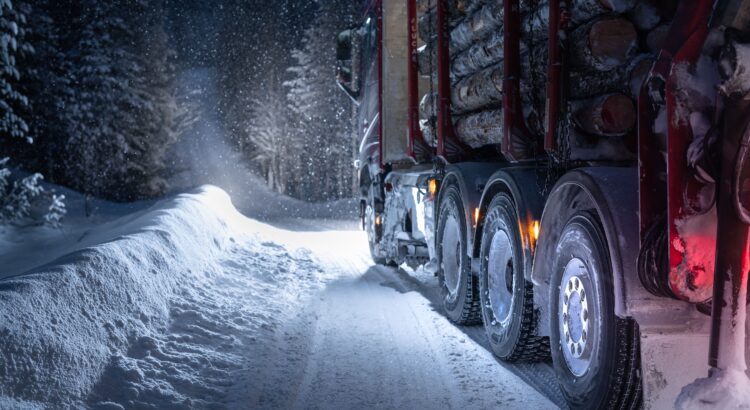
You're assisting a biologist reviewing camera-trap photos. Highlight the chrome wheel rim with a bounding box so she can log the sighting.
[487,228,514,326]
[442,214,462,297]
[559,258,594,377]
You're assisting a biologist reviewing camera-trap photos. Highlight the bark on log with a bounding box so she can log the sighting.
[454,109,504,148]
[451,31,505,78]
[417,44,437,77]
[568,54,655,99]
[450,2,504,54]
[523,0,636,27]
[451,63,504,114]
[417,0,467,15]
[420,92,438,120]
[420,119,437,147]
[570,16,638,71]
[571,93,636,136]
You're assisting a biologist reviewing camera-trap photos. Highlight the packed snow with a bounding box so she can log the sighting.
[0,184,560,409]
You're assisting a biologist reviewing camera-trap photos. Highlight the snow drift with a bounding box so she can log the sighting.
[0,186,258,407]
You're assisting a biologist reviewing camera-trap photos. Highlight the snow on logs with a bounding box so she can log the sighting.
[570,17,638,71]
[414,0,673,153]
[572,93,637,136]
[454,109,504,148]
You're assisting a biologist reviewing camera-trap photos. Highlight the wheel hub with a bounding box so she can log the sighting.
[442,216,462,297]
[560,258,593,377]
[487,229,514,325]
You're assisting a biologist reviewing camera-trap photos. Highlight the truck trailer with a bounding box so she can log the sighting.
[335,0,750,408]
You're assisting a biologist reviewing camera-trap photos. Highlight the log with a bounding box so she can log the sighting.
[567,54,655,99]
[450,1,504,53]
[417,44,436,77]
[418,6,463,43]
[454,109,504,148]
[570,16,638,71]
[451,63,504,114]
[451,31,505,78]
[417,0,467,15]
[420,119,437,147]
[522,0,637,27]
[420,92,438,120]
[646,23,669,53]
[571,93,636,136]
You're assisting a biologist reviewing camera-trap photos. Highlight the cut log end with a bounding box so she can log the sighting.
[574,93,637,136]
[600,94,637,134]
[587,18,638,68]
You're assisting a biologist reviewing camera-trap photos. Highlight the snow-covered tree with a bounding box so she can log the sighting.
[0,0,29,143]
[0,0,65,226]
[284,0,359,201]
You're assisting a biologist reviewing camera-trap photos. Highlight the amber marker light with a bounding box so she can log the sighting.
[474,207,480,227]
[531,220,540,242]
[375,214,382,226]
[428,179,438,196]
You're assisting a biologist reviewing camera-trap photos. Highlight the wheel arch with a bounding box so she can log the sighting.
[531,167,642,330]
[436,163,501,255]
[472,167,546,283]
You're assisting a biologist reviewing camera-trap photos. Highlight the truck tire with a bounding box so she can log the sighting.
[479,193,549,362]
[549,211,642,409]
[436,183,482,325]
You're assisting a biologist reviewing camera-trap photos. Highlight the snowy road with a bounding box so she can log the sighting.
[224,220,563,410]
[0,188,566,409]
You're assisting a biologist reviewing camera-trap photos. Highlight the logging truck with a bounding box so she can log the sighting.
[335,0,750,408]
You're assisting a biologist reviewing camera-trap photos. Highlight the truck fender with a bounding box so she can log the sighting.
[438,163,502,259]
[531,167,644,326]
[471,167,546,283]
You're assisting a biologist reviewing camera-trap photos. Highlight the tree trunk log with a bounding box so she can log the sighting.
[420,119,437,147]
[568,54,655,99]
[571,92,636,136]
[420,92,438,120]
[417,0,467,15]
[450,2,504,54]
[523,0,636,27]
[570,16,638,71]
[451,63,504,114]
[451,30,505,78]
[417,44,437,77]
[454,109,504,148]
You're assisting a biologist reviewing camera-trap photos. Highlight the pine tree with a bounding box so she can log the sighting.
[0,0,66,226]
[284,0,358,201]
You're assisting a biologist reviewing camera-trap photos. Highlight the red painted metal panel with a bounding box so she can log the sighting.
[545,0,563,155]
[637,0,715,302]
[376,0,384,170]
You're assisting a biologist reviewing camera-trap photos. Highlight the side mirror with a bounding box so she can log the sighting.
[336,28,361,103]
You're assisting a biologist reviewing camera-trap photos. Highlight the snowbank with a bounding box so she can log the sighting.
[0,186,250,407]
[676,370,750,409]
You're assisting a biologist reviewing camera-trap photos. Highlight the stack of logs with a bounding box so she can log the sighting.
[416,0,677,159]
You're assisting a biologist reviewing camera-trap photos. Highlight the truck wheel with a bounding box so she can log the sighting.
[479,193,549,362]
[550,212,642,409]
[364,198,387,265]
[437,184,481,325]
